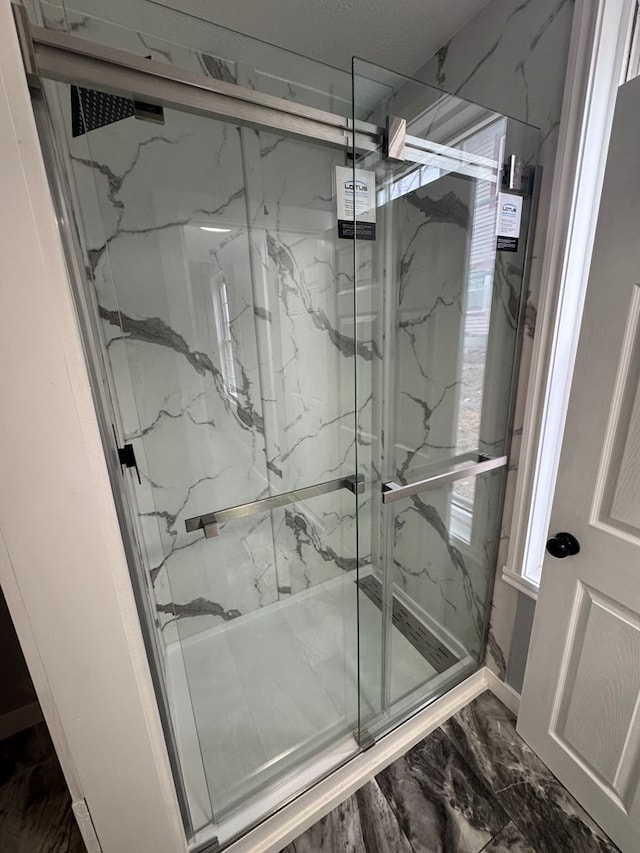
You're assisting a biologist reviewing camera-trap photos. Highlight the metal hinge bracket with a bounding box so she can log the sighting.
[117,442,141,484]
[503,154,523,191]
[385,115,406,162]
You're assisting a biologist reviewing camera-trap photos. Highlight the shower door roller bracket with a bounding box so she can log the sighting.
[504,155,523,191]
[503,155,536,195]
[385,115,406,162]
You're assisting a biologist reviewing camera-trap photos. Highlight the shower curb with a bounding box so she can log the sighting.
[219,667,491,853]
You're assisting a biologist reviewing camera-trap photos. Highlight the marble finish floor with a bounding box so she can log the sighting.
[282,691,619,853]
[0,692,618,853]
[0,723,85,853]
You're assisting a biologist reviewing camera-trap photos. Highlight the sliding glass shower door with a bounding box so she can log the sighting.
[50,89,370,832]
[353,60,540,729]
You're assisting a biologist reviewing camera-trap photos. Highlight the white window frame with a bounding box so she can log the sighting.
[502,0,636,599]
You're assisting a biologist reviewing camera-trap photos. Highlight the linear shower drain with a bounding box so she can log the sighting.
[357,575,459,674]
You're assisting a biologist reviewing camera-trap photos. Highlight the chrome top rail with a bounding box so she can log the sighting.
[21,20,499,175]
[185,474,364,538]
[382,453,507,504]
[29,24,375,151]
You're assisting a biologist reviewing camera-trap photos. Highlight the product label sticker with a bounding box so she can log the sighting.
[497,236,519,252]
[336,166,376,240]
[496,192,523,252]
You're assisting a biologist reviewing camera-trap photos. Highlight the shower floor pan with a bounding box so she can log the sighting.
[164,569,468,845]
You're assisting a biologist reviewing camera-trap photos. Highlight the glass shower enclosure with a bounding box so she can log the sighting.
[19,1,539,848]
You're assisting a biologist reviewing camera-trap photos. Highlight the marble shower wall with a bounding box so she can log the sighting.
[41,5,370,647]
[414,0,575,682]
[37,0,573,687]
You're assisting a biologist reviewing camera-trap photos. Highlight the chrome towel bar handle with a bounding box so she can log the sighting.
[381,454,507,504]
[185,473,364,538]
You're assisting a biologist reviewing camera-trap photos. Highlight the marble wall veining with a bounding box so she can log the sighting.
[388,170,485,659]
[85,118,364,643]
[415,0,575,684]
[46,1,529,685]
[354,61,539,674]
[39,1,369,650]
[37,0,573,702]
[376,167,507,662]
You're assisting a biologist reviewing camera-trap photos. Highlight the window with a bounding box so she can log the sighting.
[212,274,239,401]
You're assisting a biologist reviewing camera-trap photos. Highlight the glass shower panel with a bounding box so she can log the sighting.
[41,60,367,839]
[353,60,539,731]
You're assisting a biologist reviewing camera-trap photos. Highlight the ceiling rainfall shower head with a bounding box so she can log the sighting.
[70,85,164,137]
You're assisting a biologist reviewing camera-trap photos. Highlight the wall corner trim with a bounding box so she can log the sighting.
[485,668,521,717]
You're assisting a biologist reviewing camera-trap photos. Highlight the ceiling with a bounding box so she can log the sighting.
[157,0,491,77]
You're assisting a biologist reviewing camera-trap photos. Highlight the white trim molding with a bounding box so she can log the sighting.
[0,5,186,851]
[505,0,636,589]
[485,668,521,717]
[501,566,539,601]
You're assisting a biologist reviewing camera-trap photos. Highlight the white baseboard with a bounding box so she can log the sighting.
[484,669,521,716]
[227,668,488,853]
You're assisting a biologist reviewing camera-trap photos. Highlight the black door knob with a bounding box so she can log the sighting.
[546,531,580,559]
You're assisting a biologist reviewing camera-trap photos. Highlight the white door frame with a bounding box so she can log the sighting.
[502,0,635,596]
[0,3,185,851]
[517,67,640,852]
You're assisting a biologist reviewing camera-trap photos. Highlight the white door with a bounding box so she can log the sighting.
[518,73,640,853]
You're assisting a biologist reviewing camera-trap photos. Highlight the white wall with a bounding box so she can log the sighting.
[0,2,186,850]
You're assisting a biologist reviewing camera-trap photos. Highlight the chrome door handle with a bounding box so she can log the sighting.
[185,474,364,538]
[381,454,507,504]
